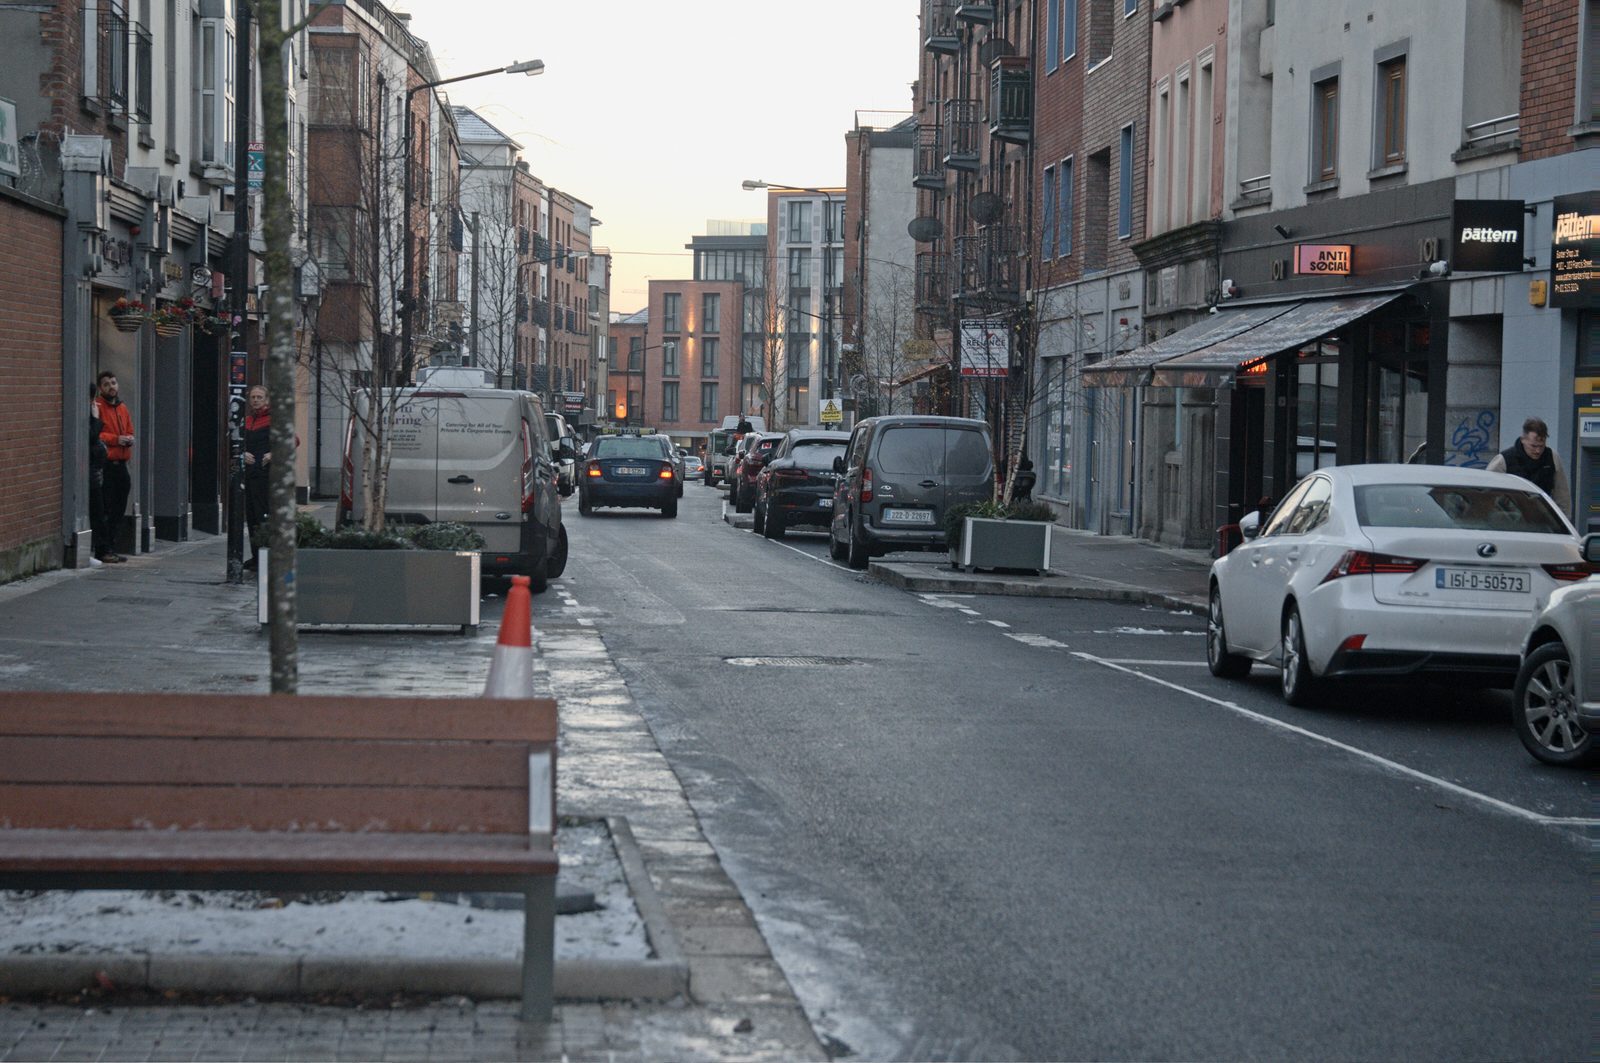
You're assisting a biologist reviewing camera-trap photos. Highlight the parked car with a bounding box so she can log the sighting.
[683,454,705,481]
[659,437,686,498]
[753,430,849,539]
[1512,533,1600,767]
[546,413,577,497]
[339,384,567,591]
[578,433,679,518]
[731,432,781,513]
[828,415,995,570]
[1206,464,1587,706]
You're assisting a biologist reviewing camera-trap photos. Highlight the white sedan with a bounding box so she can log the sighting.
[1207,464,1589,706]
[1513,534,1600,767]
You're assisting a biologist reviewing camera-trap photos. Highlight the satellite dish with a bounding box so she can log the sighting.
[969,192,1003,225]
[979,38,1016,64]
[908,216,944,243]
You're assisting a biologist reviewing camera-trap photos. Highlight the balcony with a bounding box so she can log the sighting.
[989,55,1031,144]
[943,99,981,171]
[955,2,994,24]
[916,252,950,312]
[914,124,946,190]
[954,226,1022,303]
[1453,111,1519,162]
[923,0,959,53]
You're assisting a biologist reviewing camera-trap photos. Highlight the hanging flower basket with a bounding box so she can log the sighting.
[151,316,183,337]
[108,297,148,332]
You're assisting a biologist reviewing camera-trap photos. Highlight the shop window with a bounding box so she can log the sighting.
[1295,347,1341,477]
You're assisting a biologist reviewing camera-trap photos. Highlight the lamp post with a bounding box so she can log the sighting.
[401,59,543,381]
[742,179,840,418]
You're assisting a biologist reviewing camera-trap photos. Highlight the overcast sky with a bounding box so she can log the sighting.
[392,0,920,313]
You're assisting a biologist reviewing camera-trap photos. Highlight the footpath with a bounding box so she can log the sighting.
[0,532,824,1062]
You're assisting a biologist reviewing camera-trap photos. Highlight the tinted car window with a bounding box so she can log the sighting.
[846,428,869,469]
[876,427,947,475]
[1261,479,1312,537]
[1286,477,1333,535]
[1354,484,1569,534]
[946,429,992,478]
[594,437,670,460]
[790,440,847,469]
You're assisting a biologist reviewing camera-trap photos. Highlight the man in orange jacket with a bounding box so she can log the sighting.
[93,370,134,562]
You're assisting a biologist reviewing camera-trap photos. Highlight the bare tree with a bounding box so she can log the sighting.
[850,259,918,417]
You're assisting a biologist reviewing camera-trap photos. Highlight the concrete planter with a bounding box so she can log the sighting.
[258,549,480,633]
[950,517,1052,574]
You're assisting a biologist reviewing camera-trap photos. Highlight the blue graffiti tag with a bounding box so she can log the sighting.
[1445,410,1496,468]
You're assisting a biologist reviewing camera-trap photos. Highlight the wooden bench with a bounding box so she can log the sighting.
[0,690,559,1020]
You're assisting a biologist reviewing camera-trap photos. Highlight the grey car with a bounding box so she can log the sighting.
[1513,533,1600,767]
[828,415,994,570]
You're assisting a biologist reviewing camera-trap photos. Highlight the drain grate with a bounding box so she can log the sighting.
[98,595,173,607]
[725,656,862,668]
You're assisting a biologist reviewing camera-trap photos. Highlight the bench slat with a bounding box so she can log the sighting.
[0,692,557,743]
[0,784,528,833]
[0,736,527,788]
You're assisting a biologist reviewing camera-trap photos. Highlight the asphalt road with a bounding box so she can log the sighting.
[554,483,1593,1061]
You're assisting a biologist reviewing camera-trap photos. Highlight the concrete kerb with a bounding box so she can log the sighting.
[0,815,689,1005]
[868,561,1205,615]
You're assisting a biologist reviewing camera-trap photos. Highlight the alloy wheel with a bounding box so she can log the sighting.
[1523,655,1587,755]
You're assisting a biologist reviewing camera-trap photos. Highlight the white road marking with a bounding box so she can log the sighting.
[986,620,1010,628]
[1103,659,1208,666]
[1072,650,1600,830]
[1007,633,1069,649]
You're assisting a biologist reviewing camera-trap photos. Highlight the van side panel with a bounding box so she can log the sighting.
[435,395,524,553]
[378,396,442,523]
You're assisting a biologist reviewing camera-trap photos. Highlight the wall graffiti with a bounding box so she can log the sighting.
[1445,410,1496,468]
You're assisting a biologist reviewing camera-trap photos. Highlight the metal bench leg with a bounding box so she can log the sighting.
[520,876,556,1022]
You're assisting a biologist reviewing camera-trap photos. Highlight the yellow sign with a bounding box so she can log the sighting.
[819,398,842,424]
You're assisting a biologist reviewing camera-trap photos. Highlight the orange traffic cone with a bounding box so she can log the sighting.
[484,575,535,697]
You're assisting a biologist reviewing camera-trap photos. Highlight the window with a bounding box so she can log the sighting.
[1084,149,1109,269]
[86,0,129,111]
[1194,59,1214,217]
[164,0,176,148]
[742,338,764,380]
[1088,0,1113,66]
[825,200,845,243]
[788,247,812,290]
[1046,0,1059,70]
[700,382,718,421]
[662,292,681,332]
[702,292,720,333]
[1062,0,1077,59]
[743,291,764,332]
[1118,124,1135,239]
[607,336,617,358]
[1312,74,1340,182]
[662,340,679,377]
[310,207,354,279]
[1172,73,1190,227]
[661,382,679,422]
[1058,156,1074,256]
[786,382,809,424]
[1124,0,1137,14]
[628,336,642,372]
[1376,54,1406,166]
[1042,166,1056,259]
[786,199,812,243]
[1286,477,1333,535]
[702,337,719,377]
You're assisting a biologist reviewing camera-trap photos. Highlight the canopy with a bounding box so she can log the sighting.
[1081,303,1296,387]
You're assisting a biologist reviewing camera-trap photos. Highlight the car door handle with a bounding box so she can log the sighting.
[447,475,474,484]
[919,479,938,488]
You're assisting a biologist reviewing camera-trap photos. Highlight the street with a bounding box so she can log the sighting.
[557,482,1592,1061]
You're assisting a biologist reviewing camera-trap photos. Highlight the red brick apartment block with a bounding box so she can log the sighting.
[1519,0,1583,161]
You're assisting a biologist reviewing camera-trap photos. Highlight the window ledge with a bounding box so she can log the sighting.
[138,131,155,150]
[1450,139,1517,163]
[1302,177,1340,196]
[1365,162,1407,181]
[164,149,181,165]
[1086,55,1114,75]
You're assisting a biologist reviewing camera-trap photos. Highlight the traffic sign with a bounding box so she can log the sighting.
[247,141,265,192]
[819,398,843,423]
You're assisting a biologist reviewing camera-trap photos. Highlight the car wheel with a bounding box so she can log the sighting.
[1514,641,1597,767]
[846,519,870,570]
[529,561,550,594]
[1207,585,1251,679]
[829,524,847,561]
[662,499,678,519]
[764,509,785,540]
[752,501,765,535]
[545,526,569,580]
[577,493,592,516]
[1279,605,1318,706]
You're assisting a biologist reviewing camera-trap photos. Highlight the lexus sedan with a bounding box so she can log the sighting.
[1513,533,1600,767]
[1206,464,1588,706]
[578,433,678,518]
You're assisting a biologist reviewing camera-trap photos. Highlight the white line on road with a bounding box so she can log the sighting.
[1103,659,1208,666]
[1071,650,1600,830]
[1007,633,1069,649]
[986,620,1011,628]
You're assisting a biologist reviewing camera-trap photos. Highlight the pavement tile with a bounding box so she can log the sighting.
[660,896,762,929]
[676,924,772,958]
[686,957,798,1005]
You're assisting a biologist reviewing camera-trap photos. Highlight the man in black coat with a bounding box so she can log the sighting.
[1485,416,1572,515]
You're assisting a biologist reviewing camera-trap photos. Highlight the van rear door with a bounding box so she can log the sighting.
[377,393,441,522]
[943,424,995,510]
[435,393,522,549]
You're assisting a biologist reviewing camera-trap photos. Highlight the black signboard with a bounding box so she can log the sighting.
[1552,191,1600,309]
[1450,199,1525,272]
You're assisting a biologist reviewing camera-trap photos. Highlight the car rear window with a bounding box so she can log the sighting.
[946,429,992,478]
[791,440,847,469]
[1354,484,1569,534]
[875,428,946,474]
[594,437,668,460]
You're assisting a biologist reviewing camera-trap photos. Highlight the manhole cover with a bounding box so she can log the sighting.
[98,595,173,607]
[724,656,863,668]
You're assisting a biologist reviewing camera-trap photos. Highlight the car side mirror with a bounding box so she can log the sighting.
[1583,533,1599,564]
[833,456,845,474]
[557,443,577,460]
[1239,511,1262,540]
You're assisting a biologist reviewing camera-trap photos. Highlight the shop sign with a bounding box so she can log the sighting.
[959,317,1009,377]
[1579,407,1600,440]
[1551,191,1600,309]
[0,97,19,179]
[1294,244,1351,275]
[560,391,585,414]
[1451,199,1525,272]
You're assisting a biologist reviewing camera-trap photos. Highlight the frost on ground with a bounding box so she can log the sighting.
[0,821,649,962]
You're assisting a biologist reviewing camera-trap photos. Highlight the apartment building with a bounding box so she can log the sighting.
[544,188,595,420]
[843,115,919,418]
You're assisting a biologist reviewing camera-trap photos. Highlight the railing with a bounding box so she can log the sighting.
[1237,173,1270,198]
[86,0,129,111]
[1462,112,1519,148]
[133,23,152,124]
[923,0,959,52]
[954,226,1022,302]
[989,56,1031,142]
[914,124,946,189]
[916,251,950,311]
[943,99,982,170]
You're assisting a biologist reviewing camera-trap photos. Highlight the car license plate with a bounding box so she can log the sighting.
[615,466,646,476]
[1434,568,1529,593]
[882,507,934,524]
[817,497,832,509]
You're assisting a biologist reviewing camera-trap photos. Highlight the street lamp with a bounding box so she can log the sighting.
[742,179,841,418]
[401,59,544,379]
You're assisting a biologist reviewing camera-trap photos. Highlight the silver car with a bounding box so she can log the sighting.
[1513,533,1600,767]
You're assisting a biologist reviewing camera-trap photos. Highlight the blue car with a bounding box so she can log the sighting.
[578,434,679,518]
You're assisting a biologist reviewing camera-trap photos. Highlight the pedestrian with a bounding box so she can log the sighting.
[86,387,112,566]
[1011,455,1036,502]
[1485,416,1572,514]
[241,384,272,568]
[93,371,133,562]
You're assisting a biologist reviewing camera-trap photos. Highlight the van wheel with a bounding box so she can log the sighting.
[846,521,870,570]
[546,526,569,580]
[529,565,550,594]
[662,500,678,519]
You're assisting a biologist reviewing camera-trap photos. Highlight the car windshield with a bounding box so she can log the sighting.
[790,440,848,470]
[593,437,668,460]
[1354,483,1569,534]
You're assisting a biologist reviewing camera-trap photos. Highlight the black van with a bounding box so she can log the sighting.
[828,415,995,569]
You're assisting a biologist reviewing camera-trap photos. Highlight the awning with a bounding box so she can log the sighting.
[893,361,950,387]
[1148,291,1405,388]
[1081,303,1299,387]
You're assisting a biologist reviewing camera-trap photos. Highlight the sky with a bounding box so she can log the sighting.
[391,0,921,313]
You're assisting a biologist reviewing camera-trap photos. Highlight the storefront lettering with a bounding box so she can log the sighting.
[101,236,132,271]
[1554,211,1599,243]
[1294,244,1352,275]
[1458,227,1518,243]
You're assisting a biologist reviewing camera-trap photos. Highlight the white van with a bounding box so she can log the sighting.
[339,385,568,592]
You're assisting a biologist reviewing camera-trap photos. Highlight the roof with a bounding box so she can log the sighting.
[451,106,520,149]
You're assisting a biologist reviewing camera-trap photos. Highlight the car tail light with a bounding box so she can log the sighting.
[519,425,536,512]
[586,462,603,478]
[1542,561,1597,582]
[860,468,873,503]
[659,468,674,480]
[775,468,809,484]
[1321,550,1427,583]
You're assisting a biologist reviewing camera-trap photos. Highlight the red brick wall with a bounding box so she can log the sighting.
[1520,0,1580,161]
[644,280,745,436]
[1080,0,1150,274]
[40,0,128,176]
[1035,0,1087,291]
[0,193,66,575]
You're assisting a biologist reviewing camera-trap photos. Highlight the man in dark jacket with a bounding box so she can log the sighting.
[1486,416,1572,515]
[93,371,134,561]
